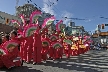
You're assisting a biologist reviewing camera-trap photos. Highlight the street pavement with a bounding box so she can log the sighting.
[1,49,108,72]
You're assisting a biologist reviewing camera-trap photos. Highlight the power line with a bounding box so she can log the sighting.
[47,0,63,19]
[27,0,62,21]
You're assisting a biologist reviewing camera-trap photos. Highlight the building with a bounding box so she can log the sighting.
[0,3,55,34]
[91,32,108,47]
[65,21,85,36]
[0,11,21,33]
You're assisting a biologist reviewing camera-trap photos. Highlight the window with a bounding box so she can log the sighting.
[101,36,106,38]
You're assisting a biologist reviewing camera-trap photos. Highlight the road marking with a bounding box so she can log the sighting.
[71,62,108,68]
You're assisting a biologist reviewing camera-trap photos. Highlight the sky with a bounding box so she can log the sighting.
[0,0,108,33]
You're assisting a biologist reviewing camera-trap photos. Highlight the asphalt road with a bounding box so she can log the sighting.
[1,49,108,72]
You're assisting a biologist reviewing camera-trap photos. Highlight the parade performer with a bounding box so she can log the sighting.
[11,19,25,62]
[49,35,58,59]
[78,37,84,54]
[0,34,10,46]
[0,40,22,69]
[23,24,37,63]
[41,16,56,59]
[26,35,34,63]
[0,47,8,68]
[33,25,42,64]
[84,40,90,53]
[63,39,72,58]
[71,40,79,56]
[41,39,50,62]
[52,42,63,60]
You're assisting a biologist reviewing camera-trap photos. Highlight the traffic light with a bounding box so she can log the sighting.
[105,24,108,26]
[102,24,105,29]
[6,18,9,24]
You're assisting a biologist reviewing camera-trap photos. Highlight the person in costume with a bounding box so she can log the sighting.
[83,40,90,53]
[0,42,22,69]
[41,39,50,62]
[33,25,42,64]
[25,31,34,63]
[0,47,8,68]
[3,31,22,68]
[71,41,79,56]
[57,35,64,59]
[1,34,10,46]
[10,30,26,66]
[78,38,84,54]
[52,42,63,60]
[49,34,58,59]
[63,42,71,58]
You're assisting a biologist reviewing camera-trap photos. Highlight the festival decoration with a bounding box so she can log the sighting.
[63,39,72,45]
[49,35,58,40]
[56,20,64,32]
[0,47,7,55]
[52,42,62,49]
[73,37,79,41]
[0,49,6,55]
[42,16,55,28]
[42,40,50,46]
[30,10,42,24]
[85,44,89,47]
[71,44,78,50]
[79,44,86,48]
[19,14,26,26]
[23,24,38,37]
[3,40,19,49]
[11,20,20,28]
[79,36,82,39]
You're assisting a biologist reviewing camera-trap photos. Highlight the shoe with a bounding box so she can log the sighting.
[36,63,41,65]
[26,61,30,64]
[43,61,46,63]
[60,57,62,59]
[8,65,15,70]
[21,60,24,66]
[53,59,55,61]
[33,62,36,65]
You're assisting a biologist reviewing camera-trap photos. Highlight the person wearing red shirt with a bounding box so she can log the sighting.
[33,25,42,65]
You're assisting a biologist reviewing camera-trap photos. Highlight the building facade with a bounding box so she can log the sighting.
[91,32,108,47]
[0,11,21,33]
[65,21,85,36]
[16,3,55,34]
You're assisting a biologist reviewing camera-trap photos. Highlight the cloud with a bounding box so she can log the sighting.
[42,0,57,16]
[85,19,92,22]
[61,11,73,25]
[84,18,95,22]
